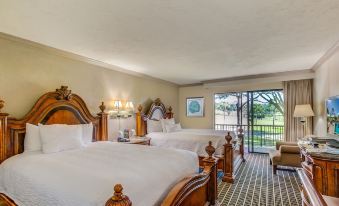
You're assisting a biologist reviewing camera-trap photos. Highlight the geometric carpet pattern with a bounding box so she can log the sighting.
[217,153,302,206]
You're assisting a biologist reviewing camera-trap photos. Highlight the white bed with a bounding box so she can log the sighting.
[0,141,198,206]
[147,129,236,157]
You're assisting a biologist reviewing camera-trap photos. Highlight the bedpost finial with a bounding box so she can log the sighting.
[0,99,4,112]
[205,141,215,159]
[105,184,132,206]
[112,184,123,201]
[225,132,232,144]
[137,104,142,112]
[99,102,106,113]
[238,128,243,134]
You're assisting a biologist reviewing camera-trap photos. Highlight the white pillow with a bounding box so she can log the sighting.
[39,124,83,153]
[160,118,175,132]
[24,123,42,152]
[165,123,182,133]
[147,119,163,133]
[81,123,93,144]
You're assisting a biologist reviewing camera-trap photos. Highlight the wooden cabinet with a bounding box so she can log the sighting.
[327,161,339,197]
[300,150,339,197]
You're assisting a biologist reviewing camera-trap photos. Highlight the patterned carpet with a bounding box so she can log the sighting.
[217,153,302,206]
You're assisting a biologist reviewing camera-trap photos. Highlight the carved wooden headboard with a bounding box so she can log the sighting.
[135,98,173,136]
[0,86,108,163]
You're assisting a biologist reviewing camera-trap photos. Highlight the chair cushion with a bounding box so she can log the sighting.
[276,141,298,150]
[268,149,281,164]
[280,145,300,154]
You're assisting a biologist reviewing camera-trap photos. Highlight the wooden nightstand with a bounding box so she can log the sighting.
[119,137,151,145]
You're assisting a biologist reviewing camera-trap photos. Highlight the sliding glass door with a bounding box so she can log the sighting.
[214,90,284,153]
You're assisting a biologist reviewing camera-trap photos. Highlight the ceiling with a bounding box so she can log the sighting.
[1,0,339,85]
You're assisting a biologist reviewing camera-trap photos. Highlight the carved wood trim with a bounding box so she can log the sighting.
[105,142,219,206]
[312,163,328,195]
[0,113,8,164]
[0,193,17,206]
[0,86,108,163]
[135,98,173,136]
[222,132,234,183]
[334,167,339,197]
[161,142,218,206]
[297,169,327,206]
[222,128,245,183]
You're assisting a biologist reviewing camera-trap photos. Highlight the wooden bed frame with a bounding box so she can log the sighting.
[0,86,219,206]
[135,98,245,183]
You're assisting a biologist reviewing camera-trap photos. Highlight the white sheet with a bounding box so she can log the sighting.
[147,129,236,156]
[0,142,198,206]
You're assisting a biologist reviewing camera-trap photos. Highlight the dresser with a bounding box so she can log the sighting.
[299,139,339,198]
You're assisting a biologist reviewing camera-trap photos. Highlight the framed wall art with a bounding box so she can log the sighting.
[186,97,204,117]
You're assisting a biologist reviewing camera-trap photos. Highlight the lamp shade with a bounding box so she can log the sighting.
[293,104,314,117]
[125,101,134,110]
[114,100,122,109]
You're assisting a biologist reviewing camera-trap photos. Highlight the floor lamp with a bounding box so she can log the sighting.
[293,104,315,139]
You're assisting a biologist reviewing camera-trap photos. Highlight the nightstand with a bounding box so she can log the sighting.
[120,137,151,145]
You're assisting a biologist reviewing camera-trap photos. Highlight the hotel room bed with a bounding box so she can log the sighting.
[0,142,198,206]
[0,86,219,206]
[136,98,245,183]
[147,129,236,156]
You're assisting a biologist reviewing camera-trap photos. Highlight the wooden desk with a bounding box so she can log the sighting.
[299,140,339,198]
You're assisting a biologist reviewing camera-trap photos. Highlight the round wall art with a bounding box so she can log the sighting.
[186,97,204,117]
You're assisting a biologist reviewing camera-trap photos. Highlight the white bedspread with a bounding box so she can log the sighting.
[0,142,198,206]
[147,129,236,156]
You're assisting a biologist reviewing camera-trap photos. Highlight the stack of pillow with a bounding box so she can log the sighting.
[24,123,93,154]
[147,118,181,133]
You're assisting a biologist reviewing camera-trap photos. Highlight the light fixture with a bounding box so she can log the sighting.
[293,104,315,137]
[125,101,134,111]
[109,100,134,119]
[114,100,122,110]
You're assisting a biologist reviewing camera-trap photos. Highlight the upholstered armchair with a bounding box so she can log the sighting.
[268,141,301,174]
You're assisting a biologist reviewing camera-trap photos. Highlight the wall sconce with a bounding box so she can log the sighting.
[109,100,134,119]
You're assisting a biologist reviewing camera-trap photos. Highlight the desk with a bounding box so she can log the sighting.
[298,139,339,197]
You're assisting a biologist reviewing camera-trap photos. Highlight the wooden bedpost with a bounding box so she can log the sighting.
[105,184,132,206]
[238,128,245,162]
[136,105,146,137]
[222,132,234,183]
[0,99,9,163]
[166,106,174,119]
[97,102,108,141]
[203,141,218,205]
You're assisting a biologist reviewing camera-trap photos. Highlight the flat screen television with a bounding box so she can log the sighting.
[326,96,339,135]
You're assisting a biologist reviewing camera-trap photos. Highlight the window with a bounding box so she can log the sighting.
[214,90,284,153]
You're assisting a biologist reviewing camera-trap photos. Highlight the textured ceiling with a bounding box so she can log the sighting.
[1,0,339,84]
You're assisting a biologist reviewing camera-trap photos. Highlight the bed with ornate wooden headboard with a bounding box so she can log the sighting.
[0,87,220,206]
[136,98,245,183]
[0,86,108,163]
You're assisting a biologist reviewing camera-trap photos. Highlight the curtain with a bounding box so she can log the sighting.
[283,79,313,142]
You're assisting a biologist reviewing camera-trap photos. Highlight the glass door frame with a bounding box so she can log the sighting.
[214,89,284,154]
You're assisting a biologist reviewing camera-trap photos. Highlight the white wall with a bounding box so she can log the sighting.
[0,35,179,140]
[313,47,339,136]
[179,82,283,128]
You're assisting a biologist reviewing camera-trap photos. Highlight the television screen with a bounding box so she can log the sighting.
[326,96,339,135]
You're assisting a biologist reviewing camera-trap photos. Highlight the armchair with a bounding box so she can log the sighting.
[268,141,301,174]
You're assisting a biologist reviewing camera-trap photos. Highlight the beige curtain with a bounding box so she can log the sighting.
[283,79,313,142]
